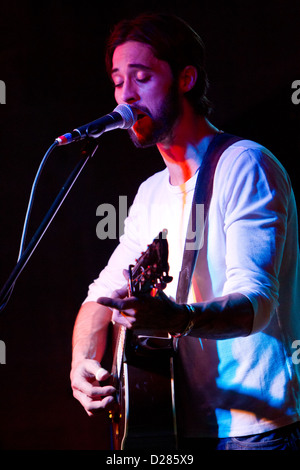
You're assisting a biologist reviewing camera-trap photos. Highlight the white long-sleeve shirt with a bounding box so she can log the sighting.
[84,139,300,438]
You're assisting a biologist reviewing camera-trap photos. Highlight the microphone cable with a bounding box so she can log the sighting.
[0,141,58,312]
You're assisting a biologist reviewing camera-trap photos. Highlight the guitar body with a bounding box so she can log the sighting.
[108,231,177,450]
[110,328,177,450]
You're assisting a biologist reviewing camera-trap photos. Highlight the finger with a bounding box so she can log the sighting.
[97,296,124,310]
[89,384,116,399]
[79,358,102,380]
[73,389,114,415]
[73,378,115,399]
[113,284,129,299]
[98,296,138,312]
[112,309,136,328]
[71,362,115,397]
[95,367,110,382]
[123,269,130,280]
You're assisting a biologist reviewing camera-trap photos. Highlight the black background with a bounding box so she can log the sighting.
[0,0,299,450]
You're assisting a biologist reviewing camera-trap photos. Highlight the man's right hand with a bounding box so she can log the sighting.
[70,359,116,416]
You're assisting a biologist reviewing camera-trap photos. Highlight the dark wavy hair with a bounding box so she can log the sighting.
[105,12,212,117]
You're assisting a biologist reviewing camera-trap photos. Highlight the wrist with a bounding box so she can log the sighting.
[169,304,196,338]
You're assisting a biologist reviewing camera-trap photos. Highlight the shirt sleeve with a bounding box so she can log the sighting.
[220,146,291,333]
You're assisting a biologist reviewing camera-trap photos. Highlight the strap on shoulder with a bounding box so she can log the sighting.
[176,132,243,304]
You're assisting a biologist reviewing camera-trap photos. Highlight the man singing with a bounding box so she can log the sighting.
[70,12,300,450]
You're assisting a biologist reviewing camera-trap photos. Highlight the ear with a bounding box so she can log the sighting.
[179,66,198,93]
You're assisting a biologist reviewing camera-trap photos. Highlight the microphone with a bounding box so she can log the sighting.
[55,104,137,145]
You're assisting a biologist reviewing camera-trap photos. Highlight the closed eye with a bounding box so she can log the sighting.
[112,76,150,88]
[135,69,151,83]
[136,75,151,84]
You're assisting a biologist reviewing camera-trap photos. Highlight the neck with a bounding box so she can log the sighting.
[157,111,219,186]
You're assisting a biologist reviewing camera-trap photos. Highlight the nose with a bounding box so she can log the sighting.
[117,79,140,105]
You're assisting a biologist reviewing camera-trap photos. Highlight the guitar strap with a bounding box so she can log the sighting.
[175,132,243,305]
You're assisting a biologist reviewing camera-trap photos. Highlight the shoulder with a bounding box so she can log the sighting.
[216,138,291,191]
[218,138,288,173]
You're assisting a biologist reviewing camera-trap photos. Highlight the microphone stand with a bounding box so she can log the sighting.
[0,139,99,313]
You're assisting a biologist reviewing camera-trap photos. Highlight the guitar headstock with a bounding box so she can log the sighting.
[129,229,173,296]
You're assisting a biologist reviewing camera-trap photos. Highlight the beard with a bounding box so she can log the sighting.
[127,81,181,148]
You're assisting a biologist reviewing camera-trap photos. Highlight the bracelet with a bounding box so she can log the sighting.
[170,304,196,338]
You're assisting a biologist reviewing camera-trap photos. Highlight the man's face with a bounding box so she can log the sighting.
[111,41,181,148]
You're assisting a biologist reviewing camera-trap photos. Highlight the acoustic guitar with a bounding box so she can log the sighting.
[108,230,177,450]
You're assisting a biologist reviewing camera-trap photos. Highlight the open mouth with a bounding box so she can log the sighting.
[134,109,150,121]
[131,109,153,139]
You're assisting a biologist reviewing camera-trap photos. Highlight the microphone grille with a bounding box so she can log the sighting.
[114,104,137,129]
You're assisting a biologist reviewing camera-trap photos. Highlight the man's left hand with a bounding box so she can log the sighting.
[97,287,188,335]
